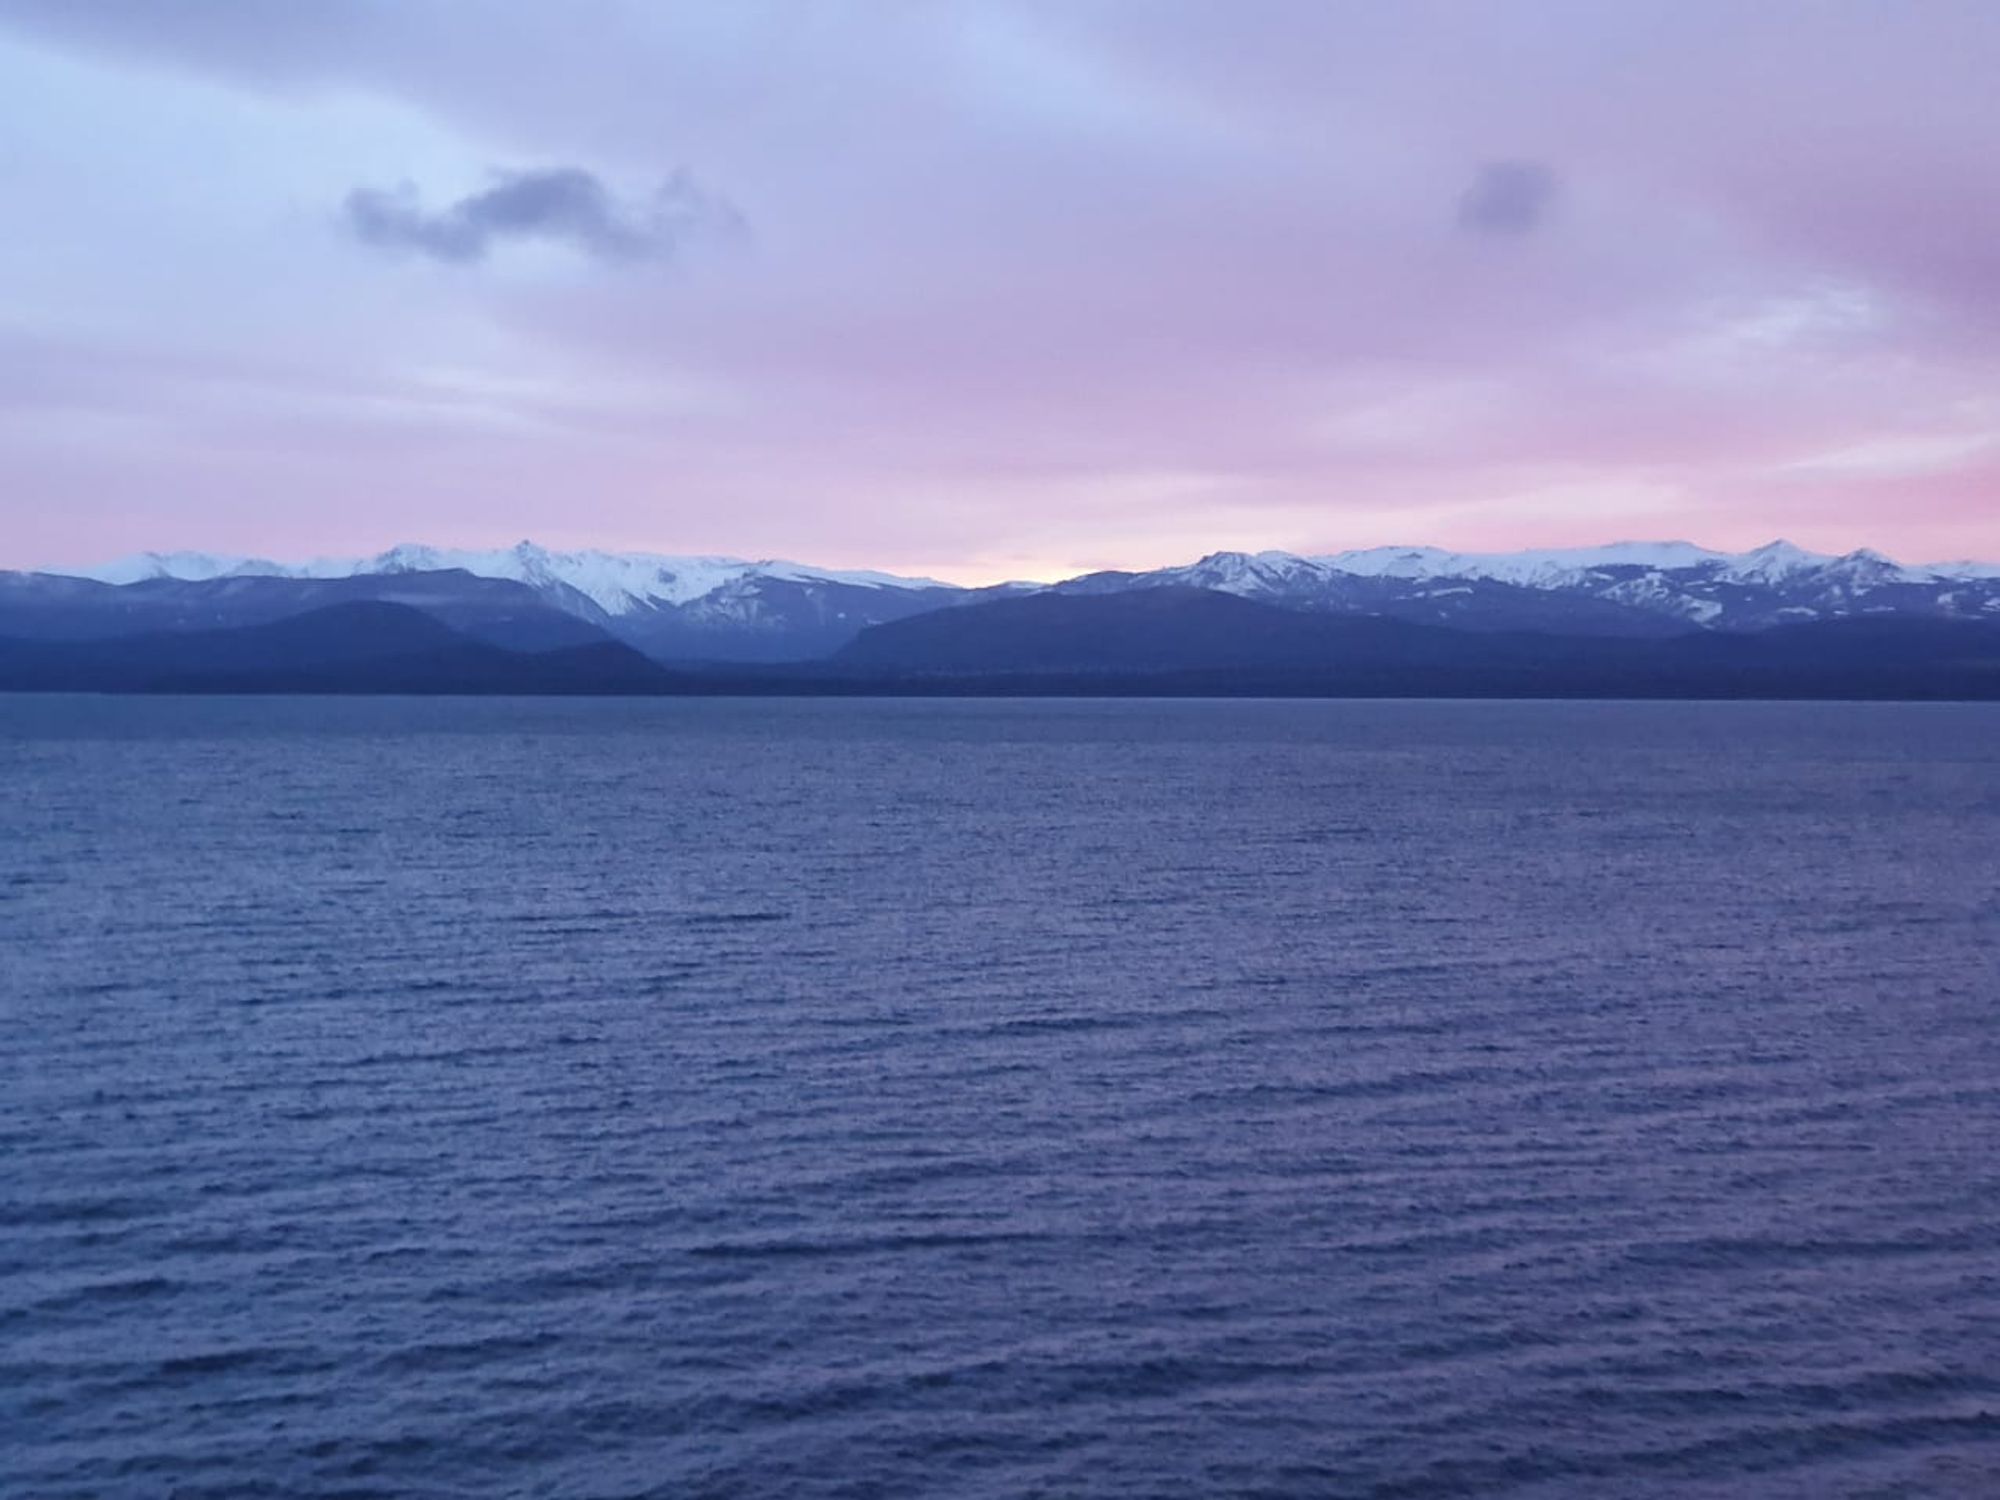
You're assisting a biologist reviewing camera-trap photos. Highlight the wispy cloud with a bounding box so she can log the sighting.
[1779,431,1997,479]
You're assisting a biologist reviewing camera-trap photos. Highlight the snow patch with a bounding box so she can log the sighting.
[1306,540,1730,586]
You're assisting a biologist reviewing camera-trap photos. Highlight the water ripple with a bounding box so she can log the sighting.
[4,696,1999,1498]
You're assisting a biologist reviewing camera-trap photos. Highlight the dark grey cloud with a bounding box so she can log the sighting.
[1456,160,1558,235]
[344,167,741,266]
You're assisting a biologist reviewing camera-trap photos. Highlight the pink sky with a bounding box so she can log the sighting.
[3,1,1998,581]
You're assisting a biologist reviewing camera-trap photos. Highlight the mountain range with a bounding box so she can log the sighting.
[36,538,2000,658]
[5,537,2000,696]
[48,543,966,663]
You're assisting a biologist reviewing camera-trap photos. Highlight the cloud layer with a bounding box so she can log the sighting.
[3,1,1999,577]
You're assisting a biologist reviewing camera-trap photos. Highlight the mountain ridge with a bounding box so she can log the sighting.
[51,535,2000,598]
[17,536,2000,662]
[64,541,956,612]
[832,586,2000,698]
[0,600,674,694]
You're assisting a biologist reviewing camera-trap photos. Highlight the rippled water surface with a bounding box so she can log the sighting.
[4,696,1999,1499]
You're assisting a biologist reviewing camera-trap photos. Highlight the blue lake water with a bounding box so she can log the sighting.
[3,696,1999,1498]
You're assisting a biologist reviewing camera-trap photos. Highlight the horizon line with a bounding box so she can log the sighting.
[21,532,2000,590]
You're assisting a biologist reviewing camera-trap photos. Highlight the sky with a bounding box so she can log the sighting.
[4,1,1999,582]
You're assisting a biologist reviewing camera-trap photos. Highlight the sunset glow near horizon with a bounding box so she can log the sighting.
[5,2,2000,583]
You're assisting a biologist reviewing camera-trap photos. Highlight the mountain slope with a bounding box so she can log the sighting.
[835,585,1575,674]
[834,586,2000,697]
[0,601,674,694]
[0,569,612,653]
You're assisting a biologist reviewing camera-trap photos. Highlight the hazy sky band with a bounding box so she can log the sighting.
[3,1,1998,580]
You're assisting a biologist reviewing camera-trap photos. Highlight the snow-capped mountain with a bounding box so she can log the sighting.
[77,541,951,613]
[30,537,2000,660]
[66,542,966,662]
[1094,540,2000,633]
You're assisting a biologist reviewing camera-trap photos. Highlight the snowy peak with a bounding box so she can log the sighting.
[1106,538,2000,631]
[79,550,297,586]
[1150,539,1993,591]
[1718,539,1829,584]
[376,541,960,615]
[60,542,956,617]
[361,542,770,613]
[1819,547,1900,580]
[1171,550,1328,595]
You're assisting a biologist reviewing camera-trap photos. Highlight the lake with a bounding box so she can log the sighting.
[4,697,1998,1498]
